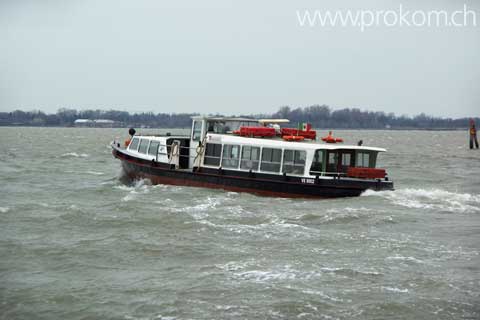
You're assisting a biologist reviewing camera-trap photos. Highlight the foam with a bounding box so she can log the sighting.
[85,171,104,175]
[60,152,89,158]
[362,188,480,213]
[386,255,424,264]
[0,207,10,213]
[382,286,409,293]
[116,179,152,202]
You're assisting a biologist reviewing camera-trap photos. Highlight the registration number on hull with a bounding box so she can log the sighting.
[301,178,315,184]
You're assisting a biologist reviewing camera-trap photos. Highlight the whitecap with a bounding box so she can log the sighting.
[233,265,321,283]
[60,152,89,158]
[386,255,424,264]
[382,286,409,293]
[85,171,104,175]
[116,179,152,201]
[0,207,10,213]
[362,188,480,213]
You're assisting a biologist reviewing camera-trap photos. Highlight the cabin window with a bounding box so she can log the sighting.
[192,121,202,141]
[204,143,222,166]
[356,152,370,167]
[310,150,324,174]
[138,139,149,154]
[221,144,240,168]
[148,141,160,156]
[340,151,354,173]
[282,150,306,175]
[327,152,338,173]
[129,138,140,151]
[260,148,282,173]
[240,146,260,171]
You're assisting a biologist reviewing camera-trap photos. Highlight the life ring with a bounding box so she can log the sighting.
[321,137,343,143]
[282,135,305,141]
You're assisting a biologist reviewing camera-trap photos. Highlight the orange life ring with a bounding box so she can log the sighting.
[282,135,305,141]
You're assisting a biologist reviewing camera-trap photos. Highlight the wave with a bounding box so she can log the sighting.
[85,171,104,175]
[382,286,409,293]
[114,179,152,202]
[362,188,480,213]
[60,152,89,158]
[386,255,424,264]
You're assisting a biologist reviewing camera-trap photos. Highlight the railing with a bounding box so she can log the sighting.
[309,170,347,177]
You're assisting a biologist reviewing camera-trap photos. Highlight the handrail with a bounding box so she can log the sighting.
[309,170,347,176]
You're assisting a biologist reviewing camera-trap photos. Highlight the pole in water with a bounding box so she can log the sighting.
[469,119,479,149]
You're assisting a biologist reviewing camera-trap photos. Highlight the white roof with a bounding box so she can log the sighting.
[74,119,93,123]
[207,133,387,152]
[258,119,290,124]
[191,116,257,122]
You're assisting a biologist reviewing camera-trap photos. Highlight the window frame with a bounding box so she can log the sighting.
[309,149,325,175]
[221,144,241,169]
[137,139,149,154]
[260,147,282,173]
[240,145,260,171]
[356,151,370,168]
[203,143,222,166]
[148,140,160,156]
[129,138,140,151]
[282,149,306,175]
[192,120,203,141]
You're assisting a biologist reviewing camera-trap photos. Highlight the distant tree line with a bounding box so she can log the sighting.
[0,106,478,129]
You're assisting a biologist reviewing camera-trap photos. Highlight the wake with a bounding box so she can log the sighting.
[362,188,480,214]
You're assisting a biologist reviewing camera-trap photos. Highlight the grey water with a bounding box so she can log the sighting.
[1,127,479,320]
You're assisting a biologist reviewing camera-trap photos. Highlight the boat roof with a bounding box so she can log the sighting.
[191,116,257,122]
[208,133,387,152]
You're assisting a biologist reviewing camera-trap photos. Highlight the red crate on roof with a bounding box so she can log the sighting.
[347,167,386,179]
[280,128,316,140]
[237,126,276,137]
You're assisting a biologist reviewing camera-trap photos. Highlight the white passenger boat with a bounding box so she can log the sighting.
[112,116,393,198]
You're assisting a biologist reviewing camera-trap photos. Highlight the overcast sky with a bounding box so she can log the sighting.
[1,0,479,117]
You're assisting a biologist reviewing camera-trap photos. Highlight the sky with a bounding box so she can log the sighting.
[1,0,479,118]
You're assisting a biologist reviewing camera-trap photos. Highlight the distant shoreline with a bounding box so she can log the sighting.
[0,125,469,131]
[1,106,478,130]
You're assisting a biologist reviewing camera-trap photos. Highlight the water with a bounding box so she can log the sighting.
[1,127,479,319]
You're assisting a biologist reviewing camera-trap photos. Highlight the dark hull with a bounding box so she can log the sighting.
[113,148,393,198]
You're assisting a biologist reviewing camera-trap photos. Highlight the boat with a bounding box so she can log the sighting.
[111,116,393,198]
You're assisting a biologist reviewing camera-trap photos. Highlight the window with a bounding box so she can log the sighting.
[204,143,221,166]
[221,144,240,168]
[327,152,338,172]
[282,150,306,175]
[260,148,282,172]
[240,146,260,171]
[148,141,160,156]
[340,152,353,173]
[138,139,149,154]
[310,150,324,174]
[192,121,202,141]
[129,138,139,151]
[356,152,371,167]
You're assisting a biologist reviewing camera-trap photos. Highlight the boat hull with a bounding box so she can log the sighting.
[113,148,393,198]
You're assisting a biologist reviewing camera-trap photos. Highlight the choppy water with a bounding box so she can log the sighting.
[1,127,479,320]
